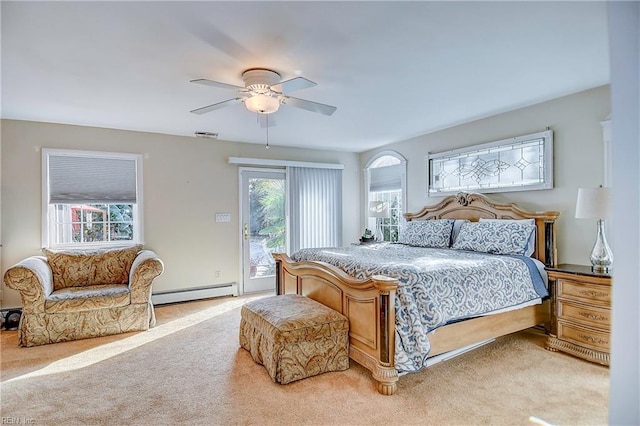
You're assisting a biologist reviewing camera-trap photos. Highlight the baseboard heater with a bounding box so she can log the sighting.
[152,282,238,305]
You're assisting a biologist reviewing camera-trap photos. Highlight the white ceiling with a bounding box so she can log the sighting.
[1,1,609,153]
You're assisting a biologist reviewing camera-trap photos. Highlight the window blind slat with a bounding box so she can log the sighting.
[288,167,342,253]
[49,155,137,204]
[369,164,402,192]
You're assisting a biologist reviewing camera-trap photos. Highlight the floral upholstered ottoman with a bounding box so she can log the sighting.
[239,294,349,384]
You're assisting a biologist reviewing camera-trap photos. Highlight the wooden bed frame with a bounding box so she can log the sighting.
[273,192,560,395]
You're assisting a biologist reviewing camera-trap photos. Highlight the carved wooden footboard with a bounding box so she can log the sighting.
[273,253,400,395]
[274,192,560,395]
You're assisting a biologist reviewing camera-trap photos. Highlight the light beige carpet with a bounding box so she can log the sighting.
[0,295,609,425]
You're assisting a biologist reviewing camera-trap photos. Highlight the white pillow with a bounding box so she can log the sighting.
[479,218,536,257]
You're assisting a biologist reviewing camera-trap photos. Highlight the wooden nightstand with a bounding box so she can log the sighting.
[545,264,612,366]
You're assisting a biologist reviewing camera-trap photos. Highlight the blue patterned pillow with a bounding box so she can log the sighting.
[398,219,455,248]
[451,219,470,245]
[479,218,536,257]
[452,221,536,255]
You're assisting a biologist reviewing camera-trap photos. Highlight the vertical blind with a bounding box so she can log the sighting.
[288,166,342,253]
[48,153,138,204]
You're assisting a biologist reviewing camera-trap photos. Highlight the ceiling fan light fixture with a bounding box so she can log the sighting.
[245,94,280,114]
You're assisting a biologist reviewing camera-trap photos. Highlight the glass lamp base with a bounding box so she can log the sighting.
[590,219,613,275]
[591,264,612,274]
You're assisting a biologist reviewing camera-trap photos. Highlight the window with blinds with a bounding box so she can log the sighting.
[42,149,143,248]
[288,166,343,253]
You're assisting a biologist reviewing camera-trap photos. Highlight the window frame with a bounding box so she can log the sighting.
[42,148,144,249]
[363,150,407,242]
[426,129,554,196]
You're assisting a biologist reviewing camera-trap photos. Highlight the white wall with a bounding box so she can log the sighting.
[360,85,611,266]
[0,120,361,308]
[1,87,612,308]
[608,1,640,423]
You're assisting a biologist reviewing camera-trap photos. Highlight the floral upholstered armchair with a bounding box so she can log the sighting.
[3,245,164,347]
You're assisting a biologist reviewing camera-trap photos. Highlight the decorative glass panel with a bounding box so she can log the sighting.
[428,130,553,196]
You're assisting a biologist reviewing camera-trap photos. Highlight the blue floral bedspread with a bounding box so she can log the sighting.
[291,243,548,373]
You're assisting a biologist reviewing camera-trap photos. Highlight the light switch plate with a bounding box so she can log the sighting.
[215,213,231,223]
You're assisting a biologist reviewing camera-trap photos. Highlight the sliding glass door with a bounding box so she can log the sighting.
[238,165,342,294]
[240,169,286,294]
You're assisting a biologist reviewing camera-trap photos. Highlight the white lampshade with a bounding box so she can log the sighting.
[369,201,389,218]
[245,94,280,114]
[575,187,612,219]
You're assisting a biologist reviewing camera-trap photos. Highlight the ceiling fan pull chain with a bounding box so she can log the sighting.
[265,115,270,149]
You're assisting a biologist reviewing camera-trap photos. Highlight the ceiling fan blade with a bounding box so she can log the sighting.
[258,113,277,128]
[190,78,245,91]
[190,98,243,115]
[281,96,337,116]
[273,76,317,94]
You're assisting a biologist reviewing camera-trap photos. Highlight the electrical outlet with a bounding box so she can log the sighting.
[215,271,221,279]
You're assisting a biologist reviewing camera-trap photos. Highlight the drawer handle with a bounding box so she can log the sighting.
[579,312,609,321]
[577,289,608,299]
[578,334,608,345]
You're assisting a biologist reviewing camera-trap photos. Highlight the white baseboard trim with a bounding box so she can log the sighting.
[152,282,238,305]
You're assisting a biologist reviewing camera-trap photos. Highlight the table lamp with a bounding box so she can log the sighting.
[575,187,613,273]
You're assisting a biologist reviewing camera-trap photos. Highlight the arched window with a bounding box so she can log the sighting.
[364,151,407,242]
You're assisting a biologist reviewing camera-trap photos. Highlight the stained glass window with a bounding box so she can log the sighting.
[428,130,553,195]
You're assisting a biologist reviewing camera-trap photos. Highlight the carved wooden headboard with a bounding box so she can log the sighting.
[404,192,560,267]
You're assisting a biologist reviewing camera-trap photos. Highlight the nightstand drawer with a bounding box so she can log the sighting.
[546,265,612,365]
[558,300,611,330]
[558,279,611,306]
[557,321,610,352]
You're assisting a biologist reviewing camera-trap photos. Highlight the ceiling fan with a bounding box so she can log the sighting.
[189,68,337,126]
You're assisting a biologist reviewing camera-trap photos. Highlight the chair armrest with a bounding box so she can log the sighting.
[3,256,53,313]
[129,250,164,304]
